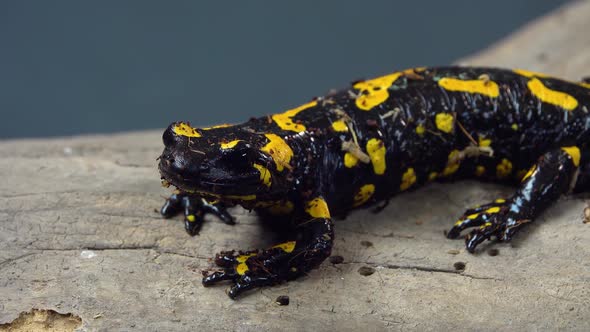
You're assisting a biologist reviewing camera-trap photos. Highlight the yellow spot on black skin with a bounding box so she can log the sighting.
[353,184,375,207]
[400,168,416,191]
[428,172,438,181]
[486,206,500,214]
[438,77,500,98]
[353,72,404,111]
[435,113,454,133]
[173,123,235,138]
[236,254,250,262]
[561,146,581,167]
[521,165,536,182]
[455,212,479,226]
[495,198,506,204]
[581,82,590,89]
[366,138,386,175]
[475,165,485,176]
[202,124,233,130]
[271,101,317,133]
[236,253,256,275]
[173,123,201,138]
[331,120,348,132]
[513,69,549,78]
[442,150,460,177]
[185,189,221,200]
[526,78,578,111]
[478,136,491,147]
[224,194,257,201]
[480,222,493,229]
[220,140,241,149]
[253,163,272,187]
[306,198,331,218]
[496,158,513,178]
[186,215,196,222]
[261,134,294,172]
[511,124,519,131]
[272,241,296,253]
[344,152,359,168]
[415,124,425,135]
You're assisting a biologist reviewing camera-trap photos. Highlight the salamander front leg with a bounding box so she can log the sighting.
[160,192,235,235]
[447,147,581,252]
[202,197,334,299]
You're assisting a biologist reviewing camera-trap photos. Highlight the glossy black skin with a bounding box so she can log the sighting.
[158,66,590,298]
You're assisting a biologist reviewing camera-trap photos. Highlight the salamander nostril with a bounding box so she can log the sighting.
[158,150,176,167]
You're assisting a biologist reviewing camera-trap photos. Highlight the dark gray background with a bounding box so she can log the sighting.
[0,0,569,139]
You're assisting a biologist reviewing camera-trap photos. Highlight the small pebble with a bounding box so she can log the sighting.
[360,240,373,247]
[275,295,289,306]
[358,266,376,276]
[447,249,460,255]
[329,255,344,264]
[487,249,499,256]
[453,262,466,271]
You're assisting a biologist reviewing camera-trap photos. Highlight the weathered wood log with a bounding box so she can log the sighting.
[1,1,589,330]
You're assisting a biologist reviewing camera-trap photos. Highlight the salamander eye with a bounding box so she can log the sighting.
[222,141,246,155]
[222,143,257,167]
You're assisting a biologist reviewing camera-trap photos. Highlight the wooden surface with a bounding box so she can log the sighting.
[2,1,590,330]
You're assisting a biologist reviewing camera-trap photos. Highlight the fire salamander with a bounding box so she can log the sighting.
[158,66,590,299]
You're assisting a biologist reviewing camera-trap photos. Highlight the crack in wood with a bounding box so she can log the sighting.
[9,247,211,261]
[340,260,502,281]
[0,253,36,269]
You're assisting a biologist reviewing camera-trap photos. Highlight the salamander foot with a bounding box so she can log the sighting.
[447,198,531,252]
[202,244,302,299]
[160,192,235,235]
[203,217,333,299]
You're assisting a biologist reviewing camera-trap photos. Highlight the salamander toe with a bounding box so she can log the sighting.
[160,192,235,235]
[448,198,530,252]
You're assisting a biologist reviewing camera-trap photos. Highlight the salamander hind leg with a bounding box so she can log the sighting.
[160,192,235,235]
[202,197,334,299]
[447,146,581,252]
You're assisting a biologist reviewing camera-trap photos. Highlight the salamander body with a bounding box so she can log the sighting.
[158,67,590,298]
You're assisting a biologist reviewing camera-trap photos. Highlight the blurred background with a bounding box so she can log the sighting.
[0,0,570,139]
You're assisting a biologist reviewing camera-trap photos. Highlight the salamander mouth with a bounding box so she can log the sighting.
[158,157,262,198]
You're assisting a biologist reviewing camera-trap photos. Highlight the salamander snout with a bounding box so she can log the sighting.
[162,125,176,147]
[160,123,209,184]
[159,146,209,187]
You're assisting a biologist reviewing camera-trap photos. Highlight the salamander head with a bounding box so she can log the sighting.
[158,122,292,203]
